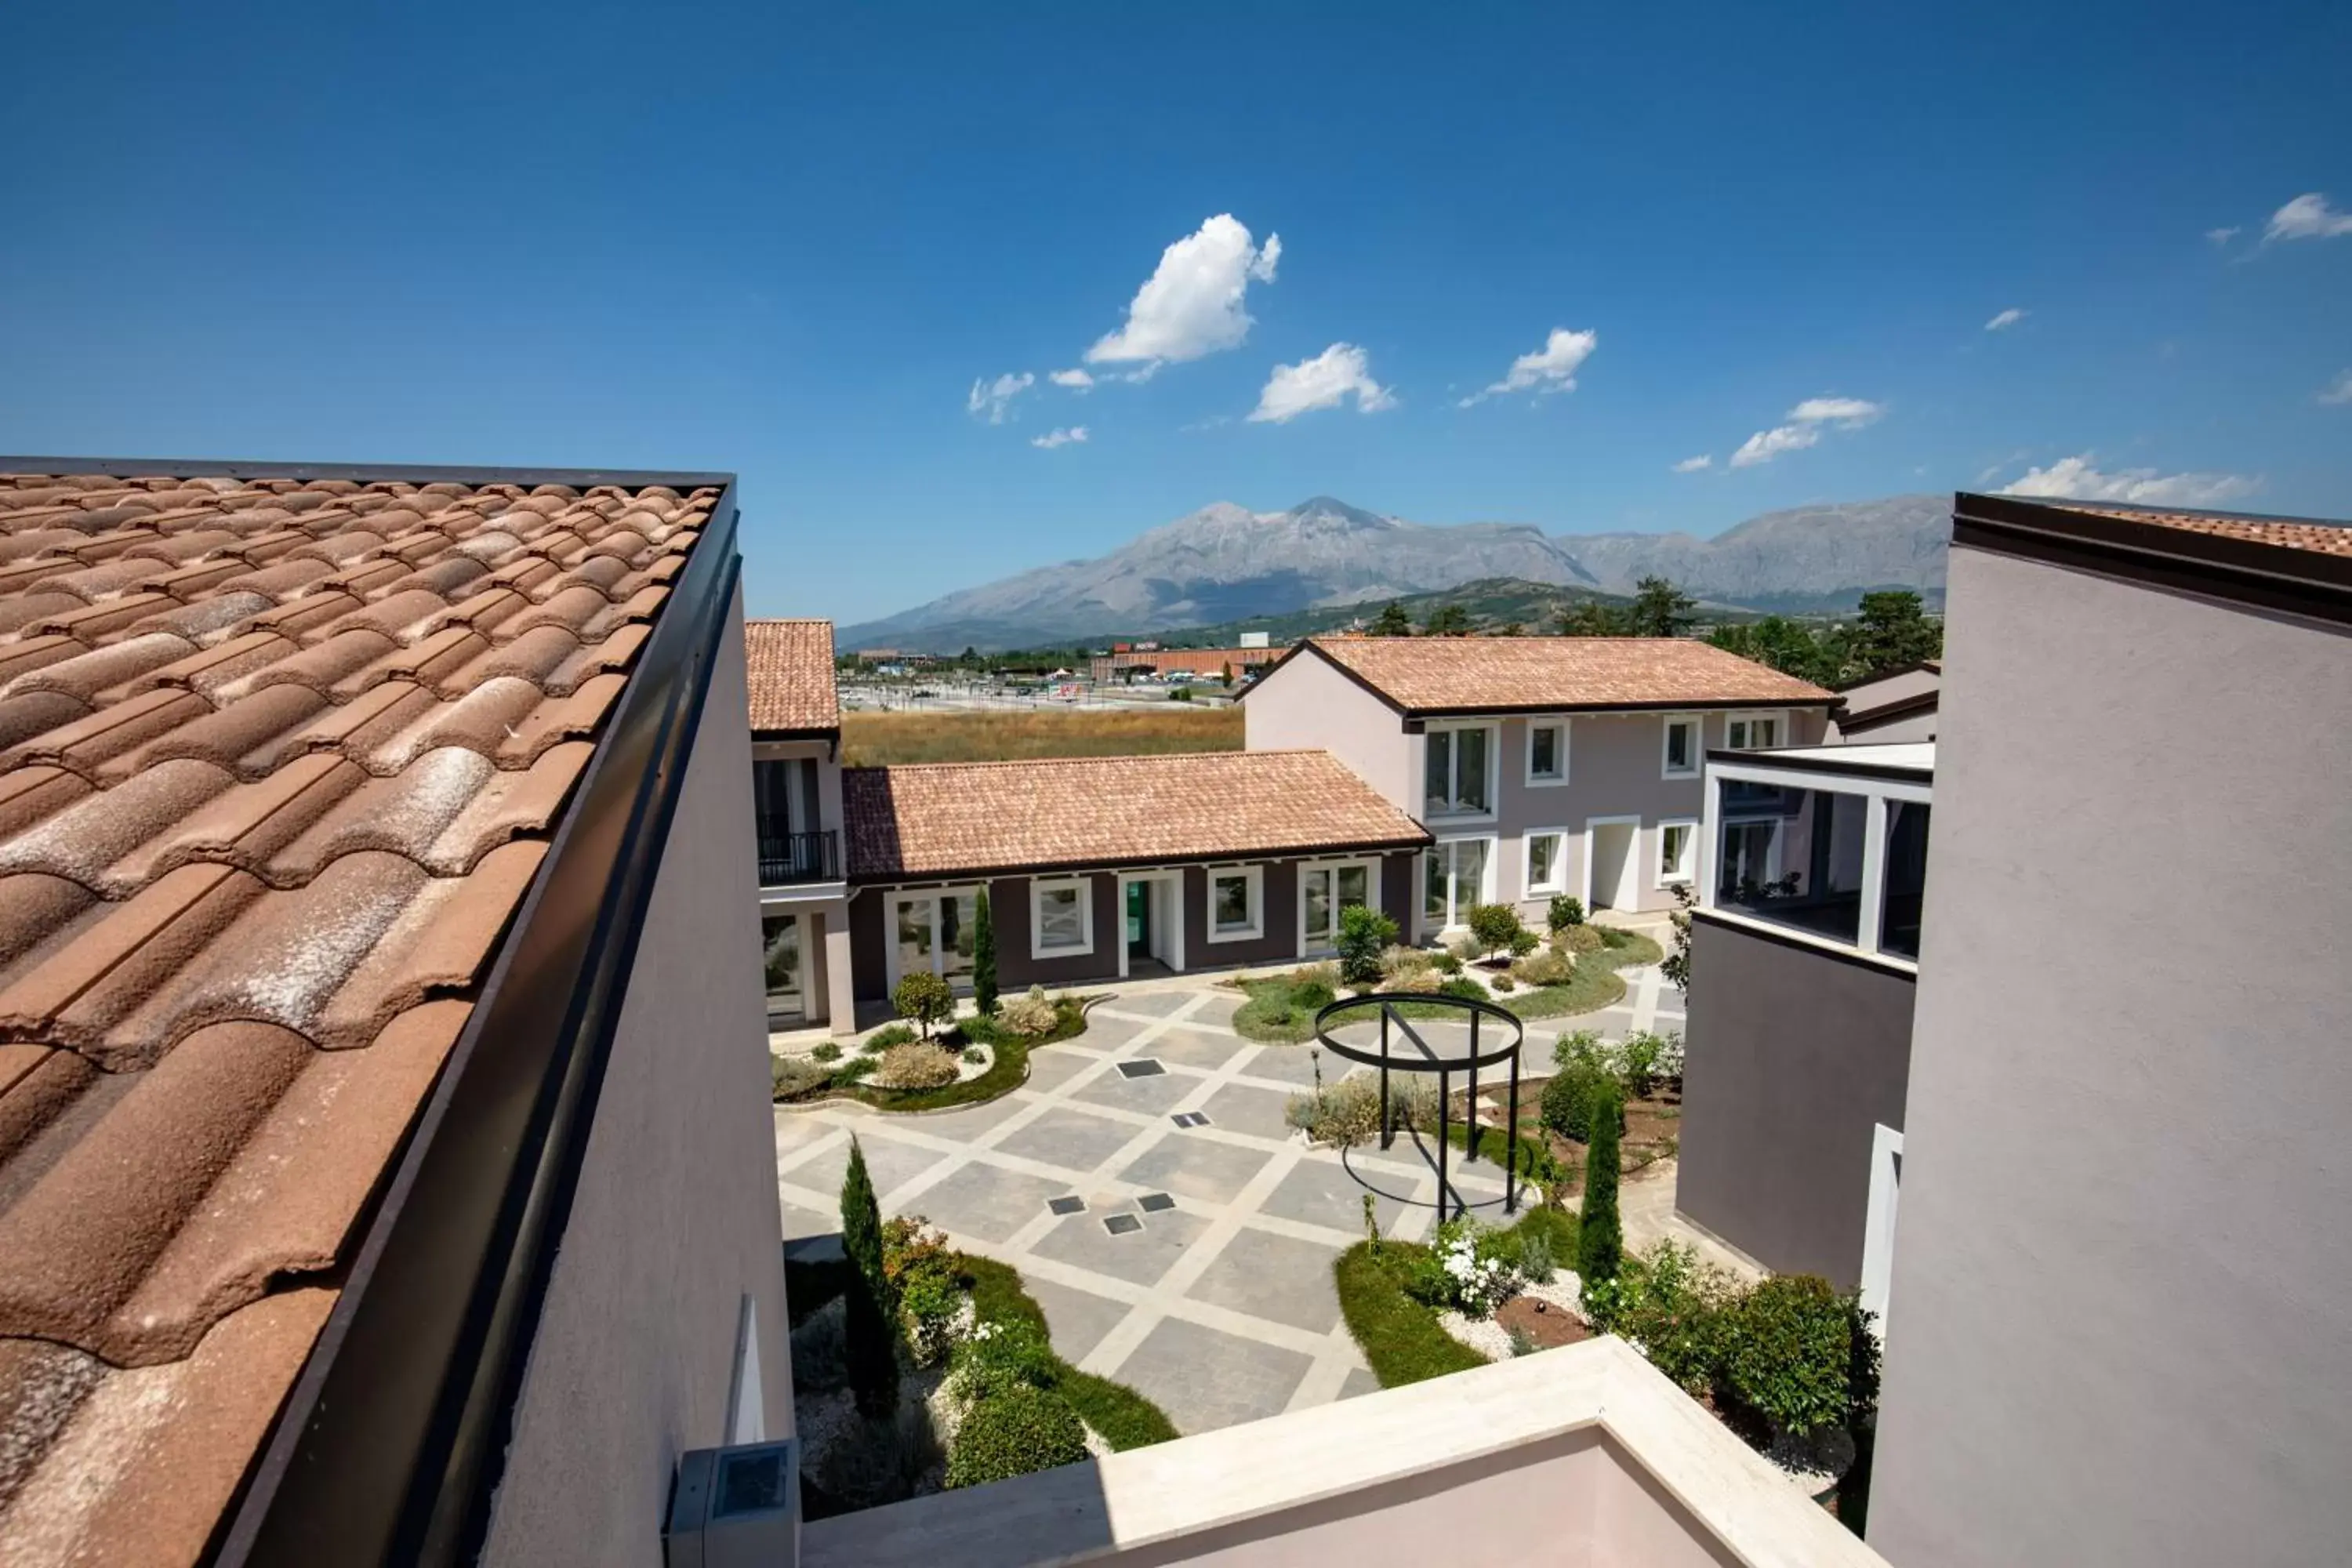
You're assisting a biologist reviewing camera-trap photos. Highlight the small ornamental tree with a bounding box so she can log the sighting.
[971,890,999,1016]
[1577,1080,1624,1287]
[892,971,954,1040]
[1465,902,1525,964]
[840,1137,899,1414]
[1334,903,1398,989]
[1546,895,1585,932]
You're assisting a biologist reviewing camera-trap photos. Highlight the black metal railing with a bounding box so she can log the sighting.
[1312,992,1527,1222]
[757,827,839,885]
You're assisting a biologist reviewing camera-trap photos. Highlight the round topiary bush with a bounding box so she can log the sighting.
[1513,946,1575,987]
[1716,1274,1857,1437]
[873,1043,960,1090]
[1540,1058,1622,1142]
[997,985,1058,1037]
[1559,925,1606,954]
[944,1381,1088,1490]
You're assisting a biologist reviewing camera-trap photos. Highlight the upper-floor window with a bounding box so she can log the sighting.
[1661,715,1701,779]
[1424,724,1495,817]
[1526,720,1569,786]
[1726,713,1784,751]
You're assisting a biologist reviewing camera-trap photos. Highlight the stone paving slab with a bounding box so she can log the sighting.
[1021,1274,1134,1365]
[1142,1029,1255,1073]
[1114,1316,1315,1436]
[900,1161,1074,1244]
[1029,1200,1214,1287]
[1065,1062,1200,1117]
[1183,1227,1347,1335]
[990,1105,1150,1175]
[1196,1081,1298,1141]
[1114,1135,1279,1206]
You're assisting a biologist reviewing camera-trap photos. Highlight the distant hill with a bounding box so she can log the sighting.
[1086,578,1639,651]
[839,493,1951,652]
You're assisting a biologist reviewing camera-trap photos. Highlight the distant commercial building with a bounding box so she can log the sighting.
[1087,644,1283,683]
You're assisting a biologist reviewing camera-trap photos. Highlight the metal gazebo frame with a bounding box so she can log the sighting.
[1311,992,1527,1222]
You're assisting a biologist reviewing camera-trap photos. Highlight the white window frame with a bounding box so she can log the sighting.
[1523,827,1570,897]
[1298,857,1380,954]
[1859,1123,1904,1331]
[883,885,983,994]
[1724,710,1787,752]
[1656,817,1699,887]
[1421,720,1501,822]
[1421,833,1497,934]
[1029,877,1094,960]
[1206,863,1266,944]
[1660,712,1703,779]
[1523,717,1571,789]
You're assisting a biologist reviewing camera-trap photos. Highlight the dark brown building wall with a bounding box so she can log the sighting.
[849,887,887,1000]
[1181,859,1303,967]
[994,873,1125,989]
[1675,911,1914,1289]
[1378,850,1417,938]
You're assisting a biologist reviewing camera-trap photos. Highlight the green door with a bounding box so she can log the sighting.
[1126,880,1149,958]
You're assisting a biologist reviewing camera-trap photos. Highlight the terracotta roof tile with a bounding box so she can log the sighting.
[745,619,838,733]
[843,750,1430,880]
[0,466,716,1563]
[2039,502,2352,558]
[1289,635,1835,714]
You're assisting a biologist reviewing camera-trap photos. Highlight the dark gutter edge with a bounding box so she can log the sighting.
[1953,492,2352,627]
[1693,906,1922,980]
[1832,688,1939,729]
[752,726,841,744]
[1704,746,1933,784]
[1403,695,1833,724]
[846,836,1434,887]
[1236,641,1408,716]
[219,487,744,1567]
[1831,659,1940,695]
[1,455,736,488]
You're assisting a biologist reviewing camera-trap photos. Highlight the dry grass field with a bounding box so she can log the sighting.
[839,705,1245,766]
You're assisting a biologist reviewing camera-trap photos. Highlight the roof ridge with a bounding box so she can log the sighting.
[844,749,1330,775]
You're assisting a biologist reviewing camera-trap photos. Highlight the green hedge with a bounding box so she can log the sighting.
[775,998,1093,1112]
[1337,1207,1579,1389]
[960,1256,1178,1450]
[944,1380,1087,1489]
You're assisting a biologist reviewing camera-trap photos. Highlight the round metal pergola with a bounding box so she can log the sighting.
[1312,992,1528,1221]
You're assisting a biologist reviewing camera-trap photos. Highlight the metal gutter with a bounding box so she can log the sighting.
[215,481,744,1566]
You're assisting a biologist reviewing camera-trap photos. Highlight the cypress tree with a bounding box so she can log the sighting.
[840,1135,898,1413]
[972,888,999,1016]
[1577,1081,1624,1286]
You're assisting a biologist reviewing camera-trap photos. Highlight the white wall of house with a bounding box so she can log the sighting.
[1241,651,1417,806]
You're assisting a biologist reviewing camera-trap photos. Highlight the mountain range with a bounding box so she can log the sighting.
[837,493,1952,652]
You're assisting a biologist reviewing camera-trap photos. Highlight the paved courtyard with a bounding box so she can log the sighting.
[775,967,1686,1436]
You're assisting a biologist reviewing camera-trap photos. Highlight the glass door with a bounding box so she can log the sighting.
[1421,840,1489,930]
[1301,862,1372,951]
[761,914,804,1022]
[894,891,978,985]
[1126,880,1150,958]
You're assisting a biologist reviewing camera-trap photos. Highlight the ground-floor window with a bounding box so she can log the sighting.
[1207,866,1265,943]
[1525,830,1567,895]
[1422,837,1491,929]
[1030,878,1094,959]
[1300,860,1372,951]
[895,891,978,985]
[1657,818,1697,885]
[762,913,804,1021]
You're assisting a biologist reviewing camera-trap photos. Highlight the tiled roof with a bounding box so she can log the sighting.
[0,467,715,1563]
[843,750,1429,880]
[2047,503,2352,558]
[746,619,838,732]
[1292,636,1834,714]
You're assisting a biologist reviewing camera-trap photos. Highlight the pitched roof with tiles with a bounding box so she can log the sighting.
[0,466,717,1563]
[842,750,1430,880]
[1283,635,1835,716]
[745,618,838,733]
[2042,501,2352,558]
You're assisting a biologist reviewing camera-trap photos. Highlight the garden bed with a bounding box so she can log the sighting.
[772,996,1094,1113]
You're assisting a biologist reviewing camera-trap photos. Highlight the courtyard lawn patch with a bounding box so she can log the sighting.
[841,706,1241,766]
[1230,971,1344,1044]
[1337,1207,1581,1389]
[960,1256,1178,1450]
[775,997,1094,1113]
[1508,927,1664,1019]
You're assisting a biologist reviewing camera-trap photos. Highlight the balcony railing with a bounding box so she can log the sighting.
[760,827,840,886]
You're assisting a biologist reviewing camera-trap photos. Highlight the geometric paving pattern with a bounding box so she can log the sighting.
[774,963,1682,1436]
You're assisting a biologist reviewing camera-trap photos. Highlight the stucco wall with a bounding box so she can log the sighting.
[1676,912,1913,1287]
[1240,650,1415,804]
[1178,859,1302,967]
[480,593,792,1566]
[1869,546,2352,1568]
[994,872,1125,989]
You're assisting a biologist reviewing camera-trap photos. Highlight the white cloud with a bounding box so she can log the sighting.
[2318,369,2352,405]
[1248,343,1396,423]
[966,372,1034,424]
[2265,192,2352,242]
[1998,453,2260,507]
[1030,426,1089,449]
[2206,226,2241,245]
[1984,307,2027,332]
[1671,454,1713,473]
[1049,368,1094,391]
[1084,214,1282,370]
[1729,396,1885,467]
[1459,327,1598,405]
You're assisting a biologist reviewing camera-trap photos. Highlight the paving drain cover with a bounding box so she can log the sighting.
[1137,1192,1176,1214]
[1116,1058,1167,1079]
[1047,1196,1086,1216]
[1102,1214,1144,1236]
[1169,1110,1211,1128]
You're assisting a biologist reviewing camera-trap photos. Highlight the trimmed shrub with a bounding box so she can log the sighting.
[771,1056,832,1101]
[1492,973,1515,993]
[1539,1033,1619,1143]
[1433,949,1465,977]
[840,1138,898,1414]
[1618,1030,1672,1098]
[944,1381,1087,1490]
[884,1217,964,1367]
[1612,1241,1737,1392]
[997,985,1058,1037]
[1717,1275,1856,1436]
[1290,978,1337,1013]
[1559,924,1606,954]
[1335,903,1399,987]
[1436,977,1486,1004]
[892,971,955,1040]
[811,1042,842,1063]
[1577,1080,1624,1288]
[1547,895,1586,931]
[832,1054,879,1084]
[1378,944,1437,986]
[865,1022,916,1051]
[874,1043,959,1090]
[960,1045,986,1065]
[1512,946,1575,987]
[1508,927,1541,959]
[1286,1075,1382,1147]
[971,889,999,1017]
[1465,903,1523,962]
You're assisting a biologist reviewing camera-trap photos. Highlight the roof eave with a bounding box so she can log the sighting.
[848,833,1435,886]
[0,455,739,489]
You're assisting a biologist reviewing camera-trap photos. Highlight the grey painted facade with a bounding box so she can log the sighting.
[1869,544,2352,1567]
[1245,648,1826,926]
[1676,912,1913,1288]
[482,598,793,1566]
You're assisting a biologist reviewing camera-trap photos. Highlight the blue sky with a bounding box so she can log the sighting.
[2,1,2347,623]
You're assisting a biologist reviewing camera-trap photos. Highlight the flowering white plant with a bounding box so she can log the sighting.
[1421,1217,1521,1317]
